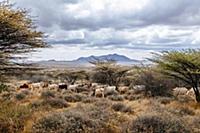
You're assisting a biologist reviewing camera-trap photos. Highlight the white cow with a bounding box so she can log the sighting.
[104,86,117,96]
[95,88,105,98]
[68,84,79,92]
[173,87,188,96]
[48,84,59,90]
[133,85,146,91]
[118,86,129,94]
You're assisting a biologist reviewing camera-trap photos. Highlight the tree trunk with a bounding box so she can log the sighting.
[193,86,200,103]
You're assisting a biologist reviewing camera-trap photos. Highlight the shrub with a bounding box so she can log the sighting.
[191,116,200,132]
[168,107,195,116]
[108,95,124,101]
[178,107,195,116]
[82,97,98,103]
[155,97,174,105]
[177,95,194,103]
[30,100,44,109]
[124,94,142,101]
[129,114,191,133]
[64,93,85,102]
[42,98,69,108]
[0,83,8,93]
[132,67,175,97]
[41,91,55,99]
[0,91,14,101]
[32,98,118,132]
[111,103,132,113]
[32,111,109,133]
[15,92,26,100]
[20,89,31,95]
[0,101,32,133]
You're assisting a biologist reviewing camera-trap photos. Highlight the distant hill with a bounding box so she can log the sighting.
[36,54,146,68]
[75,53,139,63]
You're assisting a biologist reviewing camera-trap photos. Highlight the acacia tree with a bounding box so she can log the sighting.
[91,59,129,90]
[151,49,200,102]
[0,1,47,78]
[58,70,89,85]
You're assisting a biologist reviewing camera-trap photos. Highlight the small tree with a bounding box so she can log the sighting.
[150,49,200,102]
[132,67,176,97]
[58,70,89,85]
[91,59,129,90]
[66,70,89,85]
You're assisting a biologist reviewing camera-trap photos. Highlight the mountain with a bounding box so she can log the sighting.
[75,53,139,63]
[36,54,145,68]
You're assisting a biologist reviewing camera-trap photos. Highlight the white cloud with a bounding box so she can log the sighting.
[25,45,154,61]
[5,0,200,60]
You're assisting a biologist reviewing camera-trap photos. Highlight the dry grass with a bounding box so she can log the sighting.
[0,69,200,133]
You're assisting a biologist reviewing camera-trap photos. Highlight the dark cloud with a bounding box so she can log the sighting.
[12,0,200,30]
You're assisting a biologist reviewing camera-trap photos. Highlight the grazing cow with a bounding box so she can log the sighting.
[58,84,68,90]
[42,82,49,88]
[95,88,105,98]
[68,84,79,92]
[173,87,188,96]
[49,84,59,90]
[31,83,42,89]
[30,82,44,95]
[132,85,146,94]
[118,86,129,94]
[91,83,98,88]
[132,85,146,91]
[76,86,90,93]
[104,86,118,96]
[186,88,195,97]
[19,83,30,89]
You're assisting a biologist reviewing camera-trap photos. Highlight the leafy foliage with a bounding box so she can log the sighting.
[150,49,200,102]
[132,67,175,97]
[58,70,89,84]
[91,60,129,89]
[0,1,47,80]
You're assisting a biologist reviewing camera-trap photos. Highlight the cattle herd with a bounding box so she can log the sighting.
[16,81,197,100]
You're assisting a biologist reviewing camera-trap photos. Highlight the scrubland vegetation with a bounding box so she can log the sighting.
[1,1,200,133]
[0,60,200,133]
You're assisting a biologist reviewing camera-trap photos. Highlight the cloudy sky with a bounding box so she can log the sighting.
[8,0,200,61]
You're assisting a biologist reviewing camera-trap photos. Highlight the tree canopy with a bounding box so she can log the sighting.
[91,59,129,89]
[151,49,200,102]
[0,1,47,80]
[0,1,46,65]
